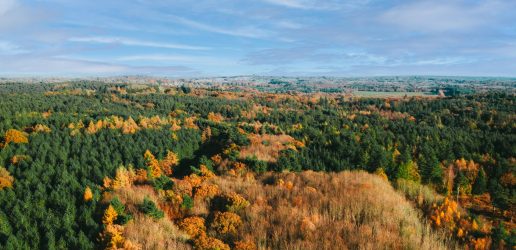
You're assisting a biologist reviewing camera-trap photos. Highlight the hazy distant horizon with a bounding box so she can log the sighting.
[1,74,516,81]
[1,0,515,77]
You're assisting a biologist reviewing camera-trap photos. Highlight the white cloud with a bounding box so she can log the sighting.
[380,1,504,32]
[276,20,303,29]
[0,0,17,16]
[69,36,210,50]
[262,0,313,9]
[0,40,27,55]
[0,56,127,75]
[261,0,369,10]
[0,55,196,76]
[0,0,42,31]
[169,15,272,39]
[413,57,473,66]
[116,54,237,66]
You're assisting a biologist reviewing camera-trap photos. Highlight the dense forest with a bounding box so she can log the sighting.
[0,81,514,249]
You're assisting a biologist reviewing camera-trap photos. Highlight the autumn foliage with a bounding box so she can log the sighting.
[84,186,93,202]
[0,167,14,190]
[178,216,206,238]
[211,211,242,236]
[103,205,118,225]
[145,150,162,178]
[193,233,230,250]
[32,124,51,133]
[4,129,29,146]
[238,133,304,162]
[429,197,491,248]
[160,150,179,176]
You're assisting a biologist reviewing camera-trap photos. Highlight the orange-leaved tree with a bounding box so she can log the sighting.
[83,186,93,202]
[160,150,179,176]
[193,233,230,250]
[178,216,206,238]
[122,117,139,134]
[112,166,132,190]
[102,205,118,225]
[0,167,14,190]
[234,240,257,250]
[211,211,242,236]
[144,150,161,178]
[103,224,125,249]
[207,112,224,123]
[201,126,212,143]
[4,129,29,147]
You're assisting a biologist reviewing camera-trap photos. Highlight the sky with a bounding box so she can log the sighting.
[0,0,515,77]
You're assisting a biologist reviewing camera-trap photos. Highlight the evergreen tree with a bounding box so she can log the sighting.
[472,167,487,195]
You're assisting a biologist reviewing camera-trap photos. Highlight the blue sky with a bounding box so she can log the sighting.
[0,0,515,77]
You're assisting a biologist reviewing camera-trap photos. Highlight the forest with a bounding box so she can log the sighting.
[0,81,514,249]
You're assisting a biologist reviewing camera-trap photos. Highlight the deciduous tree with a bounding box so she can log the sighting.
[0,167,14,190]
[83,186,93,202]
[4,129,28,146]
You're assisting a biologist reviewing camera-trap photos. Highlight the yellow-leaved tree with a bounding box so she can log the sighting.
[0,167,14,190]
[201,126,212,143]
[122,117,139,134]
[207,112,224,123]
[211,211,242,235]
[112,167,132,190]
[4,129,29,147]
[144,150,161,178]
[160,150,179,176]
[83,186,93,202]
[102,205,118,225]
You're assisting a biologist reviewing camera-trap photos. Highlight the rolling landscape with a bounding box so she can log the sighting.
[0,79,514,249]
[0,0,515,249]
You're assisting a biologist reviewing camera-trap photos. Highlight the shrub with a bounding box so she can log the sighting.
[152,175,174,191]
[110,197,133,225]
[491,222,514,249]
[234,240,257,250]
[181,194,194,210]
[245,157,268,173]
[396,179,442,208]
[211,211,242,236]
[139,197,164,219]
[193,232,230,250]
[396,160,421,182]
[178,216,206,238]
[222,192,249,213]
[194,183,220,200]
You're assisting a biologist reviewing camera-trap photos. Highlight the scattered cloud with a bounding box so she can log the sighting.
[169,15,272,39]
[276,20,303,29]
[243,47,386,65]
[69,36,210,50]
[0,40,28,55]
[413,57,473,66]
[0,0,17,16]
[261,0,371,10]
[0,0,44,31]
[380,1,505,33]
[0,0,514,76]
[0,54,196,76]
[261,0,315,9]
[115,54,237,66]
